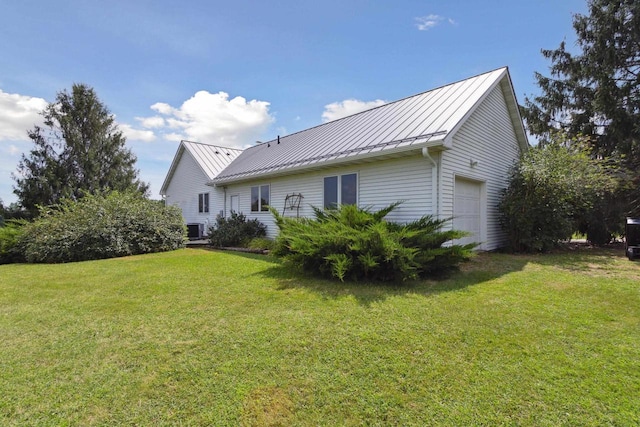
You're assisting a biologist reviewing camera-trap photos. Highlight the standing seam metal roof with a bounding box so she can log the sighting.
[211,67,523,184]
[160,141,243,194]
[182,141,243,179]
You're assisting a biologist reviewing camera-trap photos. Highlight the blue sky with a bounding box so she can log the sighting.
[1,0,587,205]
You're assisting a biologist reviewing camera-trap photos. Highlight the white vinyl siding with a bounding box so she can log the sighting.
[163,150,217,233]
[440,84,522,250]
[225,155,435,239]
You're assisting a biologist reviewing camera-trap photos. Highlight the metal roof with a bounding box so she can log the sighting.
[211,67,527,185]
[160,141,243,195]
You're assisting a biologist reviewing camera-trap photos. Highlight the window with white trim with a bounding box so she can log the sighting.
[198,192,209,213]
[251,184,270,212]
[324,173,357,209]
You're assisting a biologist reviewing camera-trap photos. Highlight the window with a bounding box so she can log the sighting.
[324,173,357,209]
[251,184,270,212]
[198,192,209,213]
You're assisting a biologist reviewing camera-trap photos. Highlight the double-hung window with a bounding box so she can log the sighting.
[198,192,209,213]
[251,184,270,212]
[324,173,357,209]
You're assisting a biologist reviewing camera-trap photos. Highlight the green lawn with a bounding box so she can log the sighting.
[1,247,639,426]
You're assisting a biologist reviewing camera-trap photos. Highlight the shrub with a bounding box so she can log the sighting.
[499,136,619,252]
[272,203,476,282]
[0,220,27,264]
[20,191,185,263]
[247,237,274,251]
[208,212,267,247]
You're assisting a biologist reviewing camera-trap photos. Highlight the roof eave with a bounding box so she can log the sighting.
[442,68,507,148]
[441,68,529,152]
[501,72,530,152]
[210,138,446,185]
[159,143,186,196]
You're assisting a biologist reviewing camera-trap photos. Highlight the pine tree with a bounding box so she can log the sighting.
[523,0,640,217]
[13,84,148,216]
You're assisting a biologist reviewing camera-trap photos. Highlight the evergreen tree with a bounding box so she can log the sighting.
[523,0,639,216]
[13,84,148,216]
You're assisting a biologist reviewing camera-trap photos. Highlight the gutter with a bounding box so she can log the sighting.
[210,137,446,186]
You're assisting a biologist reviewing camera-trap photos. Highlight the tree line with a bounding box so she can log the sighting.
[502,0,639,250]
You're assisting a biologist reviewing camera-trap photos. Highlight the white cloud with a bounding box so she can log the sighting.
[136,116,165,128]
[119,123,156,142]
[151,102,174,115]
[0,140,32,205]
[0,88,274,202]
[165,132,184,142]
[415,14,457,31]
[0,89,47,141]
[0,90,49,205]
[139,91,274,148]
[322,99,386,123]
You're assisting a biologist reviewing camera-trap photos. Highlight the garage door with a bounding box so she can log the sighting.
[453,178,481,246]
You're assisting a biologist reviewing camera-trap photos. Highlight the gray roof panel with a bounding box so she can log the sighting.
[183,141,243,179]
[160,140,242,195]
[211,67,524,184]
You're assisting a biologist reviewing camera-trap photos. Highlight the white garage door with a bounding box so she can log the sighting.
[453,178,481,246]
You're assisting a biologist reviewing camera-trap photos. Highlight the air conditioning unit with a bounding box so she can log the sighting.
[187,223,204,240]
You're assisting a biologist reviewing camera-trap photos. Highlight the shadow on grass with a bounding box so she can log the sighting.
[524,243,639,276]
[219,250,530,307]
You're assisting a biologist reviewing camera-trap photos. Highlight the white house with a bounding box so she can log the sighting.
[161,67,528,249]
[160,140,242,238]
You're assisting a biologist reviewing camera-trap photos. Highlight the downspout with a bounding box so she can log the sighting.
[223,186,227,218]
[422,147,439,219]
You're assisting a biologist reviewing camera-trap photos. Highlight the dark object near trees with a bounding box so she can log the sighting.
[208,211,267,247]
[626,218,640,261]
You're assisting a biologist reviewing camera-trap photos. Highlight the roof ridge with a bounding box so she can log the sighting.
[181,140,244,152]
[246,67,508,150]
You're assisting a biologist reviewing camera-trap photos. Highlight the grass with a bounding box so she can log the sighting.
[1,246,639,426]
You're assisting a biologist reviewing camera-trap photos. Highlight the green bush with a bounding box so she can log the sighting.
[272,203,476,282]
[0,221,27,264]
[208,212,267,247]
[20,191,185,263]
[246,237,274,251]
[499,137,619,252]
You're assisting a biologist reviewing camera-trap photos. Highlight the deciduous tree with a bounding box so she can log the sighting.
[499,134,619,252]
